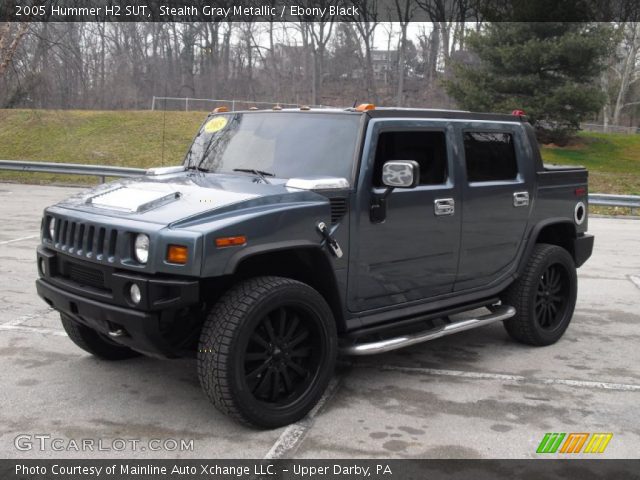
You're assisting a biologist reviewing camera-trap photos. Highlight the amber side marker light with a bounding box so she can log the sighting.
[213,106,229,113]
[166,245,189,264]
[216,236,247,248]
[355,103,375,112]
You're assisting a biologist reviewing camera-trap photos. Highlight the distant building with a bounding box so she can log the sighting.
[350,49,398,82]
[274,44,306,75]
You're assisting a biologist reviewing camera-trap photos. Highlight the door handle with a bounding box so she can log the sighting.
[513,191,530,207]
[434,198,455,216]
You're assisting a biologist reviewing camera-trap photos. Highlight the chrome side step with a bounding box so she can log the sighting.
[341,305,516,356]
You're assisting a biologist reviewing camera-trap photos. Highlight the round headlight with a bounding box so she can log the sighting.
[134,234,149,264]
[48,218,55,240]
[129,283,142,304]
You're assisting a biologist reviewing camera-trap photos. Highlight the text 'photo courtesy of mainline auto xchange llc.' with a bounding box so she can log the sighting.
[0,0,640,479]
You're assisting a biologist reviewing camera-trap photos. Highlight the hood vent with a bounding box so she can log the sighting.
[330,197,347,224]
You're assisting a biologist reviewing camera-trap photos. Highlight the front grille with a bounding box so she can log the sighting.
[64,261,106,290]
[329,197,348,224]
[49,216,119,260]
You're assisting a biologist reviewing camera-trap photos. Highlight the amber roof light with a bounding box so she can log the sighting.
[355,103,375,112]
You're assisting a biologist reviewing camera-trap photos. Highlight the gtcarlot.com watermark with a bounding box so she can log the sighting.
[14,434,194,452]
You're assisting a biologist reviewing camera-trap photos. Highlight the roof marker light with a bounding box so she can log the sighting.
[213,106,229,113]
[355,103,375,112]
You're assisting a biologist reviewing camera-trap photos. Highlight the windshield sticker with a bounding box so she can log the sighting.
[204,117,228,133]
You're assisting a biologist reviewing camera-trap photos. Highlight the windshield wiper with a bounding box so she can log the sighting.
[232,168,274,184]
[186,165,211,172]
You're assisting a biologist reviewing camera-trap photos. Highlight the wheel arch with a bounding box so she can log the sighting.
[225,246,346,333]
[519,219,578,275]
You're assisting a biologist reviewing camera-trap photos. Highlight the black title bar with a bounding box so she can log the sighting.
[1,0,640,22]
[2,459,640,480]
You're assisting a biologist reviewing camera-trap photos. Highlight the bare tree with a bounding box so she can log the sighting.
[345,0,379,103]
[393,0,416,105]
[0,22,29,78]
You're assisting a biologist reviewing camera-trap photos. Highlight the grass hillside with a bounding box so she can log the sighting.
[541,132,640,195]
[0,109,205,184]
[0,109,638,195]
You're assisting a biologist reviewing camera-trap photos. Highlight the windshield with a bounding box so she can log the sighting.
[184,112,361,181]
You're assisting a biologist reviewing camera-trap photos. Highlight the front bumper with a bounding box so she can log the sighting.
[36,247,200,357]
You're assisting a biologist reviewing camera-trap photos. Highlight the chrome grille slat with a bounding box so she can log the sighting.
[49,216,119,263]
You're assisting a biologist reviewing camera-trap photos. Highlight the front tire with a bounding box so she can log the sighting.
[197,276,337,428]
[502,244,577,346]
[60,314,141,360]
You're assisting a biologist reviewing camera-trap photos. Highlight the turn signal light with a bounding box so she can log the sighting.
[166,245,189,264]
[355,103,375,112]
[213,106,229,113]
[215,236,247,248]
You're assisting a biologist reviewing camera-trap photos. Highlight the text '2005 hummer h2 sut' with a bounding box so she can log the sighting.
[36,105,594,428]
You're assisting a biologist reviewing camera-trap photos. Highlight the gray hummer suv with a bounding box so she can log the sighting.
[36,106,594,427]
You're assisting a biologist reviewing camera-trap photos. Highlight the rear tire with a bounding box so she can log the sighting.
[60,314,141,360]
[502,244,577,346]
[197,276,337,428]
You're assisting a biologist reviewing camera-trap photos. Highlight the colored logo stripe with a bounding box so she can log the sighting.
[560,433,589,453]
[584,433,613,453]
[536,433,566,453]
[537,433,613,454]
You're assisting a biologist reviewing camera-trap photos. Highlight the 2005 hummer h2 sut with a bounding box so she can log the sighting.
[36,105,594,427]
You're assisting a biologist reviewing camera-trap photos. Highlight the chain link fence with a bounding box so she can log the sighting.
[150,96,328,112]
[581,123,639,134]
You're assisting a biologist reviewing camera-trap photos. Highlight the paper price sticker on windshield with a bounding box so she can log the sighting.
[204,117,228,133]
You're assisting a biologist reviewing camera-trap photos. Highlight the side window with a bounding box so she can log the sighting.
[373,131,448,187]
[464,132,518,182]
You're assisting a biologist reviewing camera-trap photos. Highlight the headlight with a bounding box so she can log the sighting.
[48,218,55,240]
[134,234,149,263]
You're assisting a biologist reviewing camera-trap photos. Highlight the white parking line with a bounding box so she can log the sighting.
[0,324,67,336]
[264,376,342,459]
[1,309,54,327]
[0,234,39,245]
[355,363,640,392]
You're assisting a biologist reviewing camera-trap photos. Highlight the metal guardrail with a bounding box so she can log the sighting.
[0,160,145,183]
[588,194,640,210]
[0,160,639,213]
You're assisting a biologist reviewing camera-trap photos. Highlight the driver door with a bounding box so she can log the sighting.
[347,120,461,313]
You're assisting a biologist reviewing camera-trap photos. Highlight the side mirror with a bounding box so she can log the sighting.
[371,160,420,223]
[382,160,420,188]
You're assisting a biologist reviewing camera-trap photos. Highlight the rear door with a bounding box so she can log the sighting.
[454,123,534,291]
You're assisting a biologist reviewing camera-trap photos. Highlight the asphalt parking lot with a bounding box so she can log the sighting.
[1,182,639,459]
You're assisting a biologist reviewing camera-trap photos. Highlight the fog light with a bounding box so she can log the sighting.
[129,283,142,304]
[39,258,46,276]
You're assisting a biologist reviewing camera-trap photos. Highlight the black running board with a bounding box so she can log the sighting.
[340,305,516,356]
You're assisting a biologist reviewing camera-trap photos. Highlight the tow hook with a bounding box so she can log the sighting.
[317,222,343,258]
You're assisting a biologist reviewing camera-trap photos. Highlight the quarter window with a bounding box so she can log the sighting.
[464,132,518,182]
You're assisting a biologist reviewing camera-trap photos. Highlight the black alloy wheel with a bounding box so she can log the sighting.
[535,263,570,331]
[198,276,337,428]
[243,305,322,405]
[502,243,577,346]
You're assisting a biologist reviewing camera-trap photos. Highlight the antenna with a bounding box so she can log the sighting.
[352,99,358,108]
[160,71,169,167]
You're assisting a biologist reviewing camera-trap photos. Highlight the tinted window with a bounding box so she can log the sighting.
[185,112,361,181]
[464,132,518,182]
[373,131,448,187]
